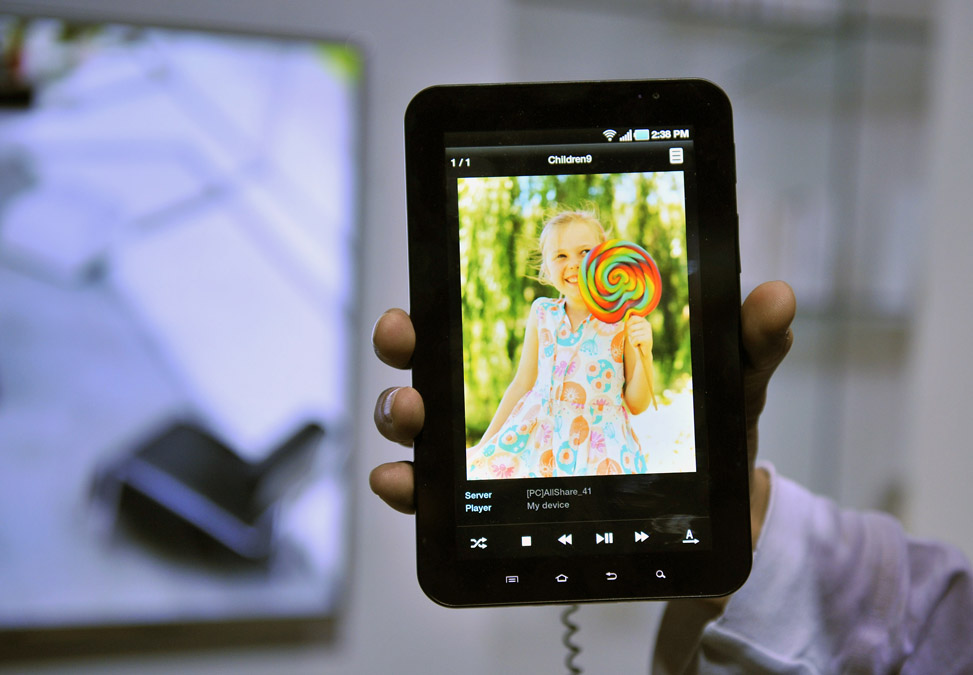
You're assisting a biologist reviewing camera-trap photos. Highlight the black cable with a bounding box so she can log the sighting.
[560,604,583,674]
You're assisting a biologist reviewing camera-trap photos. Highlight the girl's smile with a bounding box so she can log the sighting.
[543,221,603,300]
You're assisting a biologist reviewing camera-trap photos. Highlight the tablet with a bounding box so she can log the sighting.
[404,79,748,606]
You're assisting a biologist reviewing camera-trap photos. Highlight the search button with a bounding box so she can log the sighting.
[656,570,666,579]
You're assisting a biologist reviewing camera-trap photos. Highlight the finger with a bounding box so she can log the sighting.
[742,280,795,379]
[374,386,425,446]
[742,281,796,373]
[629,327,649,349]
[369,461,416,514]
[740,281,796,458]
[372,308,416,369]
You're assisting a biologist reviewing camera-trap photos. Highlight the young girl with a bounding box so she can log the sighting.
[467,210,656,480]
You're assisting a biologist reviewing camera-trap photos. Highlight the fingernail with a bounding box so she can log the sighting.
[371,311,391,352]
[382,387,398,423]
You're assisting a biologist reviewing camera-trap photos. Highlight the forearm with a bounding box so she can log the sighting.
[623,352,654,414]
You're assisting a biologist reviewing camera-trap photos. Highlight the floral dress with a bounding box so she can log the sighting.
[467,297,646,480]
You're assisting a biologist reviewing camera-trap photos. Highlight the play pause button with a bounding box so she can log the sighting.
[595,532,614,544]
[635,531,649,543]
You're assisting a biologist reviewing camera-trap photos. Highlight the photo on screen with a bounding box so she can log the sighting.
[460,172,696,481]
[0,13,360,651]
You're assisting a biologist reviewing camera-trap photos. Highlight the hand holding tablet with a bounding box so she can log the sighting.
[395,79,758,606]
[371,281,797,603]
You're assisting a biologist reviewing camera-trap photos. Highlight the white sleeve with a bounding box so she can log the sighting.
[652,463,973,674]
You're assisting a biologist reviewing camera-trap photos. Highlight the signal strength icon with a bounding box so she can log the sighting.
[602,129,617,141]
[618,129,633,142]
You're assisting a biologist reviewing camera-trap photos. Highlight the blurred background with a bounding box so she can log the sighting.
[1,0,971,673]
[0,8,361,657]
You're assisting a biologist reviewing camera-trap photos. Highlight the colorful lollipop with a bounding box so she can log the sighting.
[579,239,662,324]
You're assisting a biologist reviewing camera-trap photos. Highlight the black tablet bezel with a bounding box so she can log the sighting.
[405,79,748,607]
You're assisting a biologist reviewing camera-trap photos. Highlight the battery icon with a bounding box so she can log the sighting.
[634,129,650,141]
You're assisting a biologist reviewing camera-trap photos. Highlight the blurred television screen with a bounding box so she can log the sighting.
[0,13,360,644]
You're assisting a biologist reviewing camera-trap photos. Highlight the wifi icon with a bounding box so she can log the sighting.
[602,129,617,141]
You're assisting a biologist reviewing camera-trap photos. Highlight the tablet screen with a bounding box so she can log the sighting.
[448,129,707,554]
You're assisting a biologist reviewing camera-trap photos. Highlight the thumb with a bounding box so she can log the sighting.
[741,281,796,462]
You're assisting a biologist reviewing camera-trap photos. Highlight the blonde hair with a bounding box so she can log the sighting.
[534,209,608,286]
